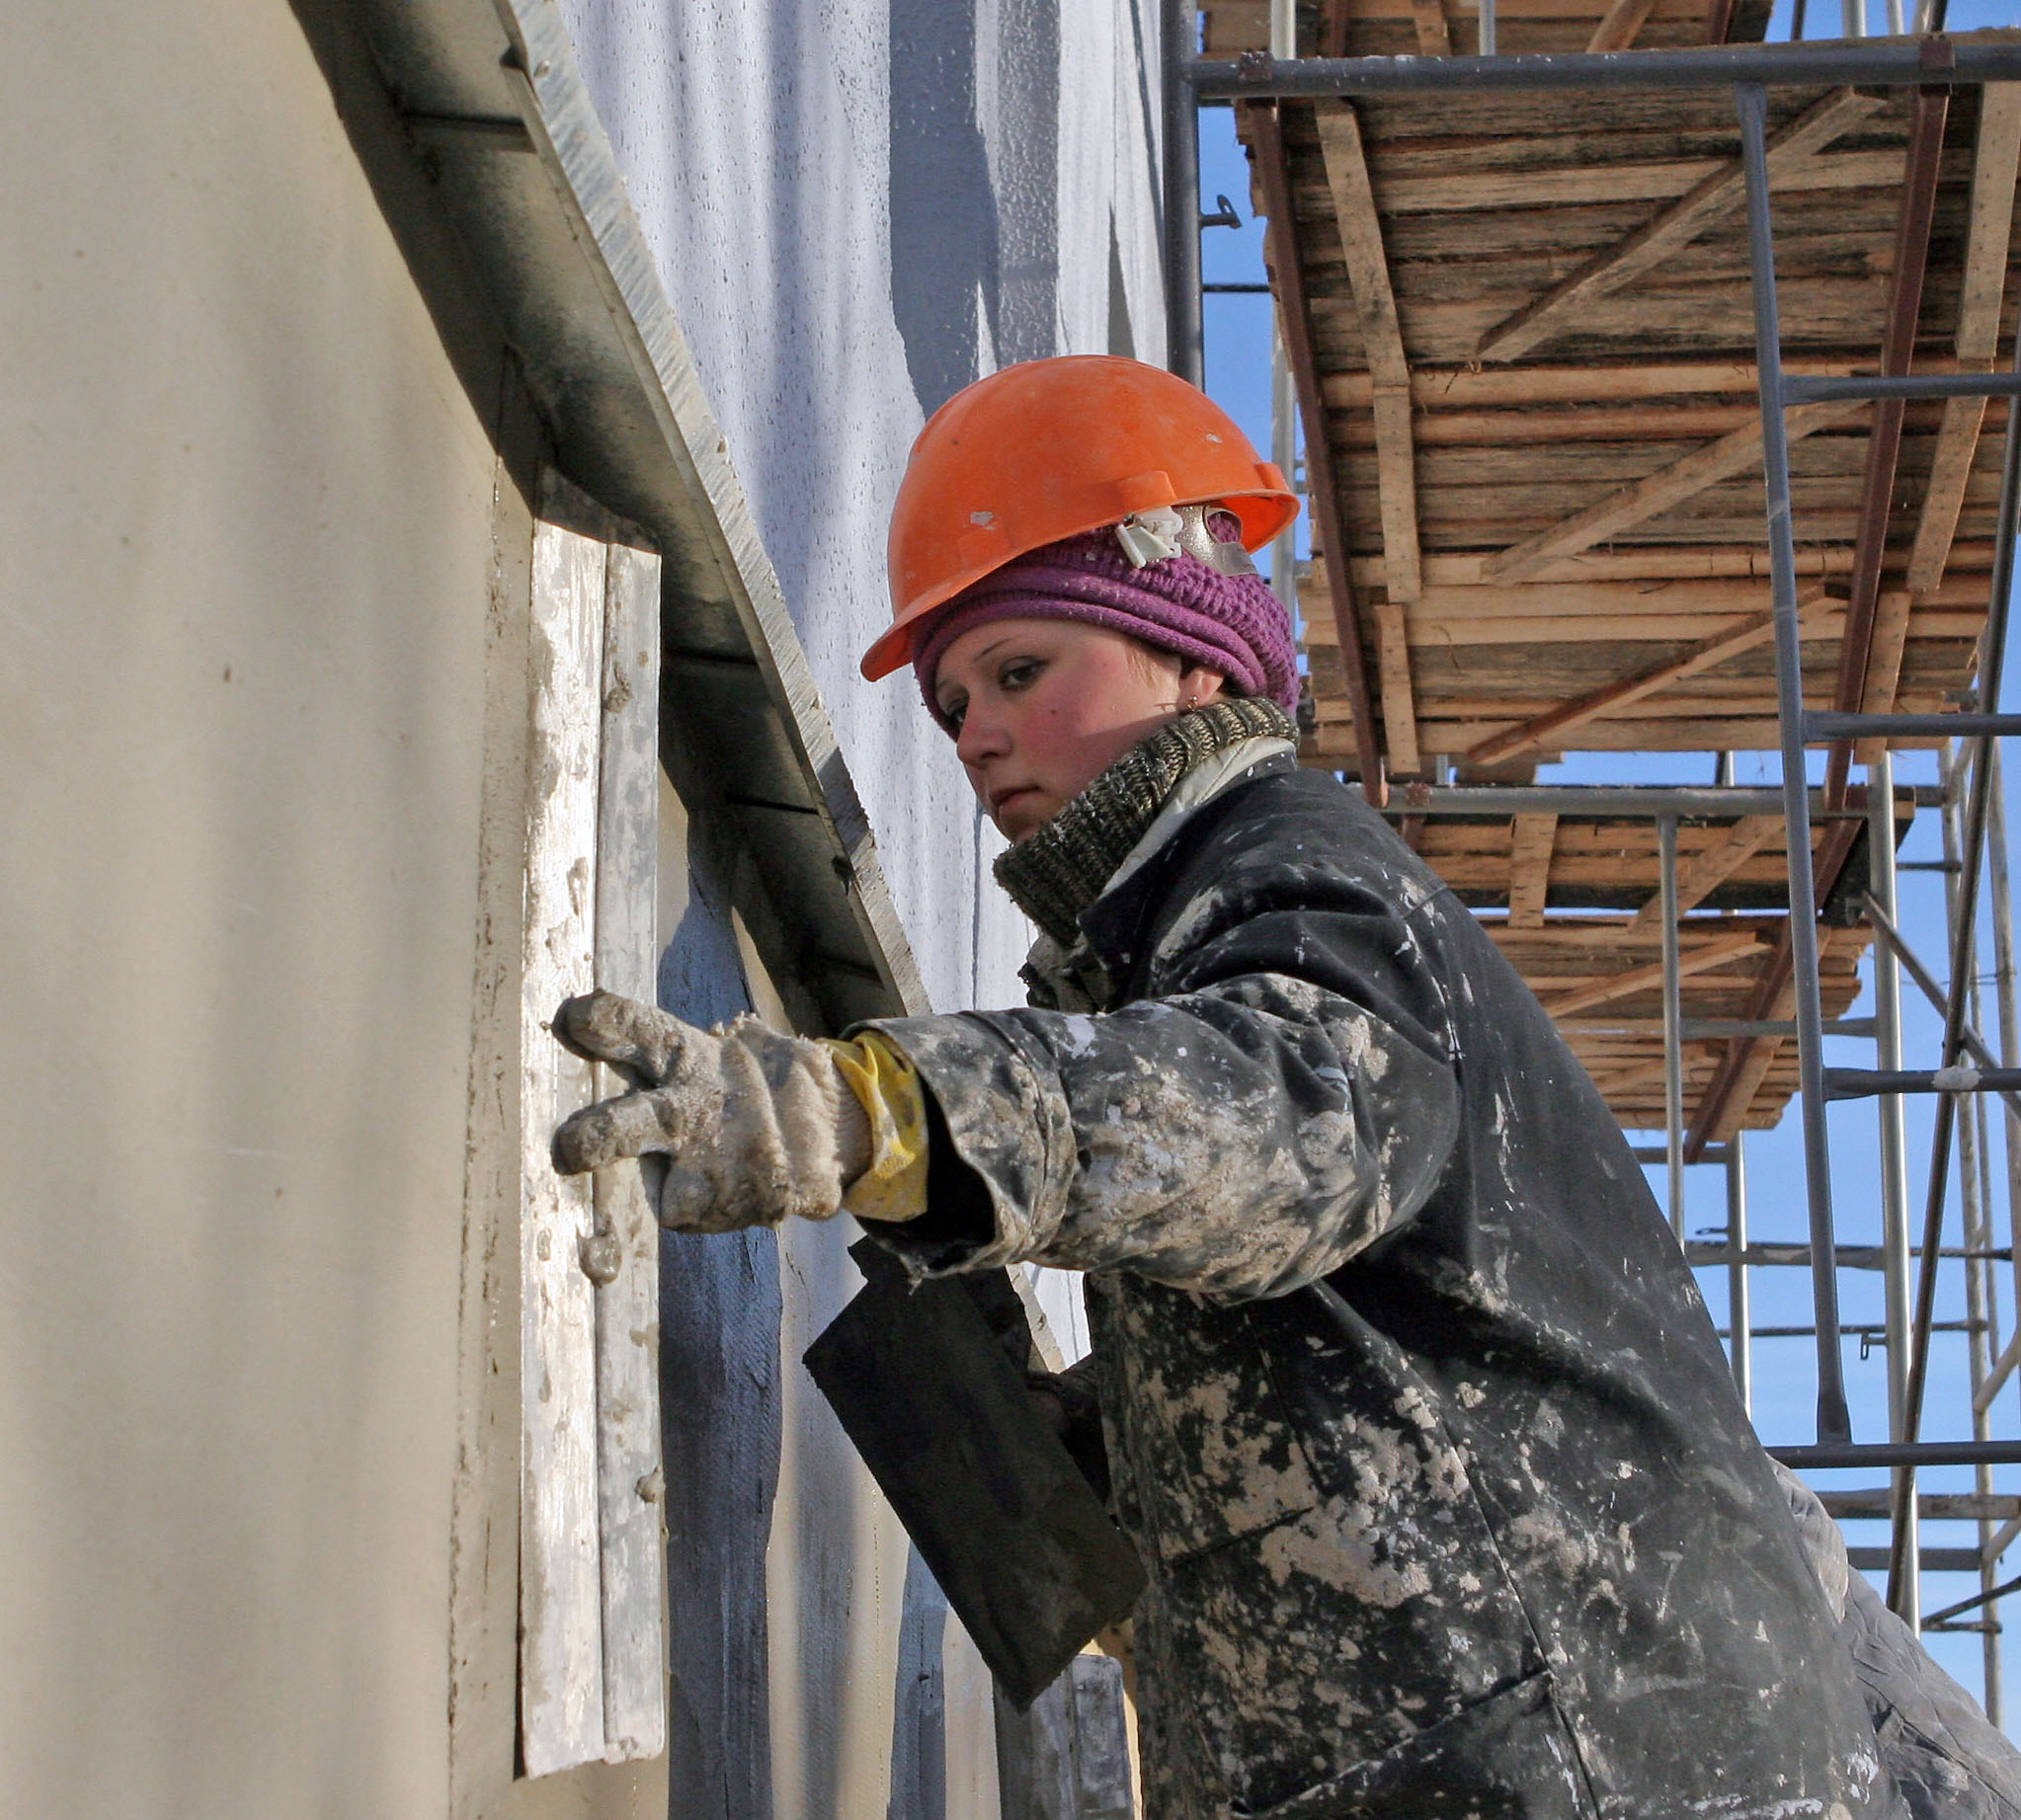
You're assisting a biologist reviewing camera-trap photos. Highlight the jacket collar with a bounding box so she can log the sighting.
[1019,744,1298,1010]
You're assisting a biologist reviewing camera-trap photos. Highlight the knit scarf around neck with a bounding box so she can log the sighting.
[993,696,1295,947]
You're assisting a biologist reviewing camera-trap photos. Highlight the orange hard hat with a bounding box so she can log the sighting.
[862,355,1298,680]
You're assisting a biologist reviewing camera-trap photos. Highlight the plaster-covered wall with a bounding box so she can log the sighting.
[2,2,1166,1814]
[0,5,669,1817]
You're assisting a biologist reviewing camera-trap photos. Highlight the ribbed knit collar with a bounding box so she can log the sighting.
[993,697,1296,946]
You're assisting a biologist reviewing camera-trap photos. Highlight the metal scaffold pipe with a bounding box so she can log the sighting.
[1729,1134,1753,1414]
[1163,0,1203,385]
[1737,79,1850,1446]
[1378,785,1942,818]
[1889,302,2021,1610]
[1267,0,1298,619]
[1186,40,2021,98]
[1659,817,1685,1236]
[1870,757,1920,1624]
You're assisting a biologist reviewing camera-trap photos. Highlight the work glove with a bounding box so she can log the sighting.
[551,989,872,1232]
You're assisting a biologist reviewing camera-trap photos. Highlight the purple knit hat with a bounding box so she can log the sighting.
[914,517,1299,735]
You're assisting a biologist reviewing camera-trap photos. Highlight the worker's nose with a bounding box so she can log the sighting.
[955,703,1009,769]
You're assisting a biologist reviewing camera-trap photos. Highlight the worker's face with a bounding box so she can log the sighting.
[934,616,1226,842]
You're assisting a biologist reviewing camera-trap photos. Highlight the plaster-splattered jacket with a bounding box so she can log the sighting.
[868,755,1896,1820]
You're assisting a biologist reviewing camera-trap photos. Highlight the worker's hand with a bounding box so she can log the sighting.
[551,990,869,1232]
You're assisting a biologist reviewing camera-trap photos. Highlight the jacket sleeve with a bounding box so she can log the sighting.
[861,860,1462,1301]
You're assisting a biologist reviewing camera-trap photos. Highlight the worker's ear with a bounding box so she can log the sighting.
[1176,665,1229,709]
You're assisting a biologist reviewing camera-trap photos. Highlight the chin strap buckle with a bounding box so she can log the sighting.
[1115,504,1262,578]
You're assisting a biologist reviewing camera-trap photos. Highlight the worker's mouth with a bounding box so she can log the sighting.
[991,785,1041,817]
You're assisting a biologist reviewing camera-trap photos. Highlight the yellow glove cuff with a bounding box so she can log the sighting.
[824,1030,930,1224]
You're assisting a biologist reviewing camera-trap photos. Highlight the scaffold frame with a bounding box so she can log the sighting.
[1167,11,2021,1706]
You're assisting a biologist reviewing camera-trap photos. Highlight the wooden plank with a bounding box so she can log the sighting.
[1409,0,1454,54]
[1631,816,1780,925]
[592,533,667,1765]
[1317,108,1424,603]
[1463,591,1838,763]
[1407,610,1997,648]
[1905,388,2001,596]
[1589,1046,1717,1097]
[1481,403,1866,585]
[1585,0,1658,50]
[521,499,609,1780]
[1508,814,1558,926]
[1245,100,1387,796]
[1425,690,1883,722]
[1711,1029,1786,1139]
[1541,931,1763,1017]
[1377,187,1918,266]
[1323,357,1943,413]
[1409,575,1776,618]
[1478,91,1880,362]
[1405,427,1943,490]
[1316,279,1898,365]
[1372,390,1423,603]
[1312,716,1804,755]
[1352,538,1995,590]
[1819,83,1950,814]
[1489,912,1781,942]
[1902,84,2021,598]
[1373,597,1423,773]
[1950,82,2021,365]
[1436,858,1791,892]
[1854,590,1917,766]
[1339,401,1768,447]
[1371,148,1911,215]
[1318,0,1702,16]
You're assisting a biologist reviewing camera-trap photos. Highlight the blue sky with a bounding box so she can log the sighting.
[1191,9,2021,1711]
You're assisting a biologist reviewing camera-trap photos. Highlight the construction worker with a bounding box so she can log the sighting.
[552,356,2007,1819]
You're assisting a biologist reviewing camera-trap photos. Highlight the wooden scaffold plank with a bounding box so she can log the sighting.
[1463,590,1839,764]
[1631,815,1783,925]
[1477,90,1882,363]
[1324,358,1892,413]
[1244,99,1387,797]
[1317,106,1425,606]
[1507,814,1559,927]
[1481,404,1867,585]
[1584,0,1657,50]
[1862,84,2021,758]
[1370,147,1909,217]
[1409,0,1453,55]
[1541,930,1763,1018]
[1903,83,2021,599]
[1822,83,1951,806]
[1314,103,1427,774]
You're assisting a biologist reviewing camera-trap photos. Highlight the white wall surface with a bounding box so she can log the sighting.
[560,0,1168,1017]
[546,9,1167,1814]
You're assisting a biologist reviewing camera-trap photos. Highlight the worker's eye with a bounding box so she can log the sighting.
[939,695,967,734]
[999,657,1044,692]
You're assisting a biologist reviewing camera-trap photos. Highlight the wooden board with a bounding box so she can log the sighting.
[1200,0,1768,55]
[521,495,610,1779]
[1239,65,2009,787]
[591,535,667,1764]
[522,474,670,1775]
[1230,30,2011,1142]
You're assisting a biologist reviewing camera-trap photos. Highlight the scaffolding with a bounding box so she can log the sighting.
[1167,0,2021,1715]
